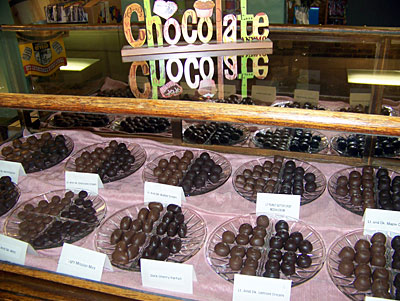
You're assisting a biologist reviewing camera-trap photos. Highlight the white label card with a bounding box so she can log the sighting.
[141,259,196,294]
[0,234,37,265]
[349,92,371,106]
[294,89,319,105]
[252,86,276,103]
[57,243,112,282]
[363,208,400,237]
[256,193,300,220]
[0,161,26,183]
[233,274,291,301]
[365,297,392,301]
[65,171,103,195]
[144,182,185,206]
[224,85,236,96]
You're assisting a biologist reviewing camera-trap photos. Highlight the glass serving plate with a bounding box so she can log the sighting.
[271,101,327,110]
[328,166,400,216]
[252,128,329,154]
[331,134,400,158]
[0,132,74,173]
[182,122,250,146]
[65,141,146,183]
[327,229,395,301]
[95,203,207,271]
[142,150,232,196]
[46,112,113,129]
[206,213,326,286]
[110,116,172,135]
[233,157,326,205]
[0,181,21,217]
[4,189,107,250]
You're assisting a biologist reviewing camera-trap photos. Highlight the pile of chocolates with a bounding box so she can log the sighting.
[253,128,324,153]
[215,95,254,105]
[74,140,135,182]
[184,122,245,145]
[52,112,110,128]
[280,101,324,110]
[339,104,393,116]
[213,215,270,276]
[392,236,400,299]
[235,156,318,202]
[335,167,400,212]
[1,133,71,173]
[97,87,134,98]
[118,116,170,134]
[110,203,185,266]
[337,232,398,298]
[0,176,20,216]
[264,220,313,278]
[334,134,400,157]
[16,190,98,249]
[152,150,223,195]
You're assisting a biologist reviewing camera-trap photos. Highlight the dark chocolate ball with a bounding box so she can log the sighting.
[339,246,355,261]
[214,242,230,256]
[296,254,312,268]
[338,259,354,276]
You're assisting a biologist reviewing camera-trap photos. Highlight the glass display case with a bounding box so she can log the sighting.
[0,12,400,301]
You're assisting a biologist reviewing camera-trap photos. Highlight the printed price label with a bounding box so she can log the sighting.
[363,208,400,237]
[57,243,112,281]
[144,182,185,206]
[0,161,26,183]
[0,234,36,265]
[252,86,276,102]
[233,274,291,301]
[65,171,103,195]
[349,92,371,106]
[294,89,319,105]
[141,259,196,294]
[256,193,300,220]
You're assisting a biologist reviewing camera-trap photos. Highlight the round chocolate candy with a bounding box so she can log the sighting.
[280,262,296,276]
[214,242,230,256]
[120,216,132,230]
[270,236,283,249]
[392,236,400,250]
[373,267,389,281]
[112,249,129,264]
[268,249,282,261]
[236,233,249,245]
[250,235,264,247]
[263,269,280,278]
[338,259,354,276]
[275,220,289,232]
[284,238,298,252]
[246,247,261,261]
[239,223,253,235]
[339,246,355,261]
[256,215,270,228]
[354,239,370,251]
[229,255,243,271]
[230,246,246,258]
[354,275,372,291]
[371,254,386,267]
[222,231,236,244]
[354,263,371,278]
[355,249,371,264]
[169,238,182,254]
[298,240,313,254]
[240,266,256,276]
[296,254,312,268]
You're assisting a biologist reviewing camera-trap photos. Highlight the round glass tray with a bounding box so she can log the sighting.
[233,157,326,205]
[331,134,400,158]
[0,132,74,173]
[328,166,400,216]
[271,101,327,110]
[183,122,250,146]
[205,213,326,285]
[4,189,107,250]
[65,141,146,183]
[252,128,329,154]
[47,112,113,129]
[143,150,232,196]
[327,229,395,300]
[110,116,171,135]
[0,179,21,217]
[95,203,207,271]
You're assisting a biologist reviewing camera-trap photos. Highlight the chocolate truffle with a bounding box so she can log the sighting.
[338,260,354,276]
[339,246,355,261]
[214,242,230,256]
[354,275,371,291]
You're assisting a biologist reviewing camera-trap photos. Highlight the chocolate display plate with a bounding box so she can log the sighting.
[331,134,400,158]
[142,150,232,196]
[65,141,146,183]
[0,181,21,218]
[328,166,400,216]
[0,132,74,173]
[327,229,395,300]
[233,157,326,205]
[271,101,327,110]
[252,128,329,154]
[95,204,207,271]
[110,116,172,136]
[182,122,250,146]
[205,213,325,285]
[4,189,107,250]
[336,105,397,116]
[46,112,114,129]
